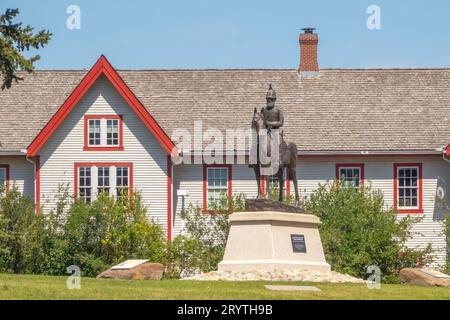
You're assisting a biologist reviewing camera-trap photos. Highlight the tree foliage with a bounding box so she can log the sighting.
[0,8,52,89]
[303,181,434,282]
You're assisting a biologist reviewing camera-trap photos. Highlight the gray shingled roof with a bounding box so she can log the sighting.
[1,68,450,153]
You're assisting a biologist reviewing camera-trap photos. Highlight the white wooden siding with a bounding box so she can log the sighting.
[38,75,168,231]
[288,156,449,267]
[172,157,448,266]
[0,158,34,199]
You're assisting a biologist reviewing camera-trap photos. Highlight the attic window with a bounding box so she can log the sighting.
[83,115,124,151]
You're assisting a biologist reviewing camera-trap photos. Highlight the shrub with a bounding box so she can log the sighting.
[302,181,433,282]
[167,194,245,277]
[0,186,168,277]
[445,214,450,274]
[62,192,167,277]
[0,186,36,273]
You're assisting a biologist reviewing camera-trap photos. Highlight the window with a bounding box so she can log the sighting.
[203,165,232,210]
[107,119,119,146]
[0,165,8,194]
[394,164,423,213]
[336,164,364,188]
[116,167,129,197]
[97,167,110,196]
[88,119,101,146]
[78,167,92,202]
[75,163,132,201]
[84,115,123,151]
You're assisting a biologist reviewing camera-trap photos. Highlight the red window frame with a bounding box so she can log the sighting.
[83,115,124,151]
[74,162,133,198]
[335,163,365,187]
[0,164,10,192]
[202,164,232,211]
[393,163,423,214]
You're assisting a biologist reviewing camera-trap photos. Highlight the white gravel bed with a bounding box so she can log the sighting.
[181,269,365,283]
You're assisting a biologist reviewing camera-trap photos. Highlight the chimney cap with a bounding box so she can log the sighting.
[301,27,316,34]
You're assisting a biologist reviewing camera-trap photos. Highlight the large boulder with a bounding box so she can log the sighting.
[400,268,450,287]
[97,263,164,280]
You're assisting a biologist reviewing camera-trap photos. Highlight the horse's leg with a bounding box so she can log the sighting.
[289,166,300,204]
[253,165,262,199]
[278,167,284,202]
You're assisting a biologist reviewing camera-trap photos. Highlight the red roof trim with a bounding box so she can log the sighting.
[27,55,175,156]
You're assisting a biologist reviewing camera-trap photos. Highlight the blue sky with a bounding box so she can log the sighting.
[2,0,450,69]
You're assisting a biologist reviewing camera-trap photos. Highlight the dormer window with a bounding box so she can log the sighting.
[84,115,124,151]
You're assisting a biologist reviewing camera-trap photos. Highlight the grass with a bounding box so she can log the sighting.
[0,274,449,300]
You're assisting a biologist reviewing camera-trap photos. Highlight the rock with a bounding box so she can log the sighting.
[97,263,164,280]
[400,268,450,287]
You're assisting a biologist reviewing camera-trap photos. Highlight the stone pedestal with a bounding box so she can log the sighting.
[218,211,330,272]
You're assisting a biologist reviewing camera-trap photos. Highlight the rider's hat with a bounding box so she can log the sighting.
[266,84,277,100]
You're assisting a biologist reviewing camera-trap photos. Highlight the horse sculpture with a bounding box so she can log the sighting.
[251,108,299,203]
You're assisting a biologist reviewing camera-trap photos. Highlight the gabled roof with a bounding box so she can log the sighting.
[26,55,175,156]
[1,60,450,154]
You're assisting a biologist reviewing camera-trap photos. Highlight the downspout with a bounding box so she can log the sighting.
[169,149,183,241]
[24,151,37,207]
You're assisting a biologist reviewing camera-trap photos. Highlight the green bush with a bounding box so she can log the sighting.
[445,214,450,274]
[0,186,168,277]
[62,192,167,277]
[0,186,36,273]
[167,194,245,278]
[303,181,433,282]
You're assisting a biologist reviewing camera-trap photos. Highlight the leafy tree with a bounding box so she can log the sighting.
[0,8,52,89]
[303,181,434,282]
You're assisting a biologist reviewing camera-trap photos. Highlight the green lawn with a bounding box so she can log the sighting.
[0,273,449,300]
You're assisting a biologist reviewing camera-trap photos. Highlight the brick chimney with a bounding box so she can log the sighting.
[299,28,319,77]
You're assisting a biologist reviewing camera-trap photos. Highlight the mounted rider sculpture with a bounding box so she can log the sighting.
[250,84,299,203]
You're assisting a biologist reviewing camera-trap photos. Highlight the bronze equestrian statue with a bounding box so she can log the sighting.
[250,84,299,203]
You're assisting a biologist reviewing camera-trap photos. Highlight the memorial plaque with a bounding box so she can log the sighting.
[422,269,450,278]
[291,234,306,253]
[111,259,148,270]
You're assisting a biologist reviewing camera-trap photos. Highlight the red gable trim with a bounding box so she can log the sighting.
[27,55,175,157]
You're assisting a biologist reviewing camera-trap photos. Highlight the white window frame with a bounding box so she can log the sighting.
[338,167,362,188]
[206,167,229,208]
[78,165,131,201]
[106,119,120,146]
[0,167,6,193]
[396,166,420,210]
[78,167,92,202]
[97,167,111,196]
[116,166,130,197]
[88,119,101,146]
